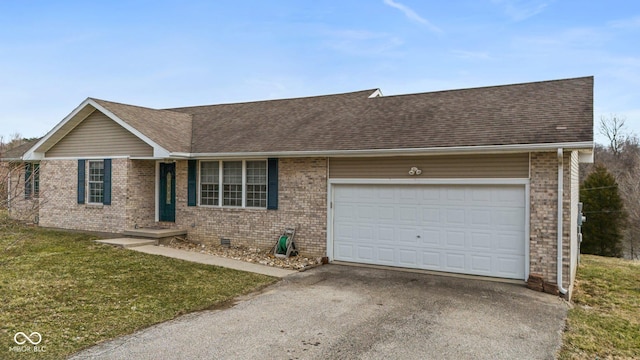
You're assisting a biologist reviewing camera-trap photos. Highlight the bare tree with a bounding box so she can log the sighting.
[0,161,45,223]
[599,114,627,156]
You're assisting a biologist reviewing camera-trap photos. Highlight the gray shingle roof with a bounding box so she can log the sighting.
[92,99,193,153]
[15,76,591,160]
[166,76,593,154]
[0,138,41,160]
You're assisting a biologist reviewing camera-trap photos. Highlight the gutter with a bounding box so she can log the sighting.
[169,141,594,159]
[557,148,568,295]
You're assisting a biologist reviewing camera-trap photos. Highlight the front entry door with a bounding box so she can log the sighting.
[159,163,176,222]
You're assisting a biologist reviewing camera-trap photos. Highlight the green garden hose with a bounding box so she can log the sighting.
[277,236,288,254]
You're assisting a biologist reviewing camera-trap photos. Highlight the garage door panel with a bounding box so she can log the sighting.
[496,233,525,253]
[398,206,418,223]
[470,232,492,250]
[336,243,354,258]
[496,187,524,203]
[470,254,492,273]
[444,230,466,248]
[444,253,466,271]
[445,208,466,225]
[422,251,441,268]
[399,249,418,266]
[357,205,377,220]
[495,256,524,277]
[378,206,395,221]
[421,207,441,224]
[445,188,466,202]
[421,229,440,245]
[421,187,441,202]
[495,208,525,229]
[378,226,395,243]
[378,247,395,263]
[333,184,526,280]
[357,226,375,242]
[398,228,419,244]
[357,246,375,260]
[470,210,492,227]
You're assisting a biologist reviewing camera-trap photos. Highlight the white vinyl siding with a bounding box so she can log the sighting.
[46,111,153,157]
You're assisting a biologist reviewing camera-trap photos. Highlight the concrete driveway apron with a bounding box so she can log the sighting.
[70,264,567,360]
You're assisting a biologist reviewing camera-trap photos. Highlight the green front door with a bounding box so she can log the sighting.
[159,163,176,222]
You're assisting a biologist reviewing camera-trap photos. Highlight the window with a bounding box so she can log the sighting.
[199,160,267,208]
[246,161,267,208]
[200,161,219,205]
[223,161,242,206]
[88,160,104,204]
[24,163,40,199]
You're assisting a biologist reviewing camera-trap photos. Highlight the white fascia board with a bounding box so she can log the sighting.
[88,99,171,157]
[175,141,594,159]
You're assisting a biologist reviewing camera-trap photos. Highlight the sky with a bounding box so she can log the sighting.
[1,0,639,145]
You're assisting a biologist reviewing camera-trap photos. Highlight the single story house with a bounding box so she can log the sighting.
[2,76,593,298]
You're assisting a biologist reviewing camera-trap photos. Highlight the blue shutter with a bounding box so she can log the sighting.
[77,160,85,204]
[267,158,278,210]
[24,163,32,199]
[103,159,112,205]
[187,160,197,206]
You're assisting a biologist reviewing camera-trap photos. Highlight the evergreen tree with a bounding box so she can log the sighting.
[580,164,626,257]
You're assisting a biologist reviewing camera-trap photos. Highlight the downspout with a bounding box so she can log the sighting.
[557,148,568,295]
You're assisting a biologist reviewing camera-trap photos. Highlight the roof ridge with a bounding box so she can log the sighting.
[164,88,379,111]
[90,98,186,115]
[375,76,593,99]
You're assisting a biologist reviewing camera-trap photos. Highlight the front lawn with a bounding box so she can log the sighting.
[559,254,640,359]
[0,218,276,360]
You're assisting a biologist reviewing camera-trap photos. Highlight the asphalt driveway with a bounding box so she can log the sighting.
[70,265,567,360]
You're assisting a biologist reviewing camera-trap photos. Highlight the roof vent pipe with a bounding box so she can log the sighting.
[557,148,568,295]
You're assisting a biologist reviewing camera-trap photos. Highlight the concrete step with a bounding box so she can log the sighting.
[122,228,187,239]
[95,238,158,248]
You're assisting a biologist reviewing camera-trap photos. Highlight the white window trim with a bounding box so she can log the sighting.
[87,160,105,205]
[198,159,267,209]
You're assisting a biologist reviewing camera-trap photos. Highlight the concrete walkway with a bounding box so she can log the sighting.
[95,239,296,278]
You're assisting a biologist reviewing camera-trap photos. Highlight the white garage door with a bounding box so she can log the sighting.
[332,184,526,279]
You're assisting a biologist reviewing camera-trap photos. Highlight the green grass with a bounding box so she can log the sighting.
[559,255,640,359]
[0,217,276,359]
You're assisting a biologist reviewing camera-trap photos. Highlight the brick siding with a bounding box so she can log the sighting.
[175,158,328,256]
[38,159,129,232]
[529,151,575,295]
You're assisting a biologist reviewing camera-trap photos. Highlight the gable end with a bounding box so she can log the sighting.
[46,110,153,158]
